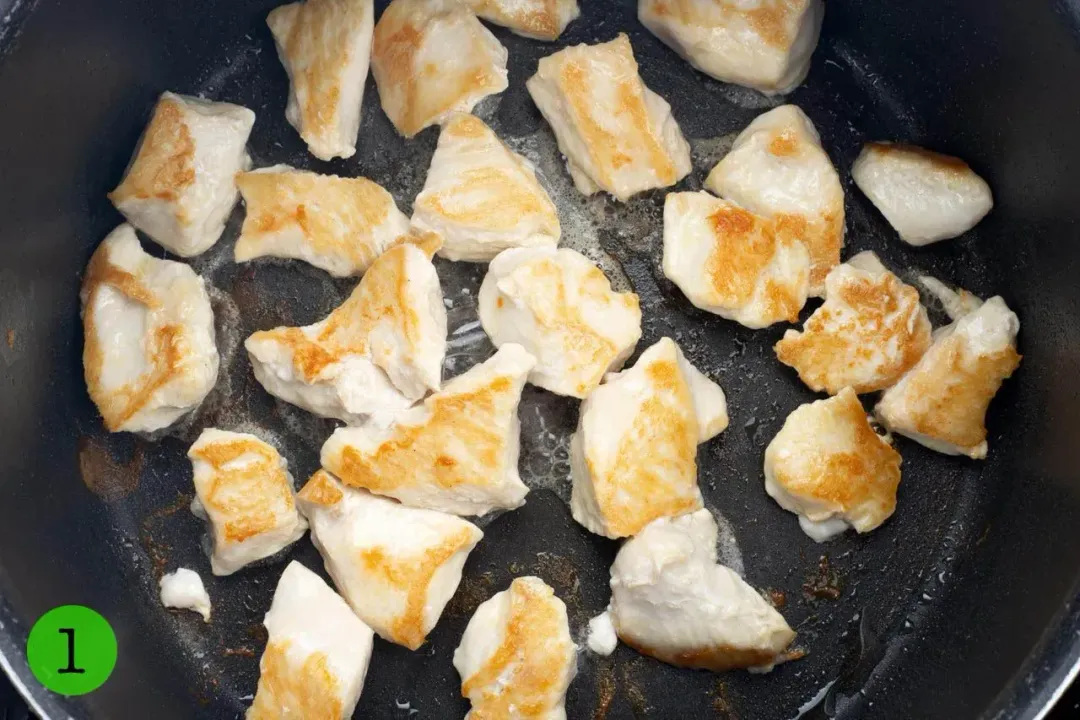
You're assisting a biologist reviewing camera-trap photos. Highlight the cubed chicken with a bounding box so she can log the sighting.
[321,343,535,516]
[705,104,844,295]
[764,387,902,542]
[371,0,509,138]
[609,509,796,671]
[245,240,446,424]
[876,292,1021,459]
[296,470,483,650]
[109,92,255,257]
[852,142,993,246]
[571,337,728,539]
[465,0,580,40]
[235,165,411,278]
[639,0,824,94]
[662,191,811,328]
[267,0,375,161]
[526,33,692,201]
[81,224,219,433]
[453,576,577,719]
[188,428,308,575]
[775,251,932,394]
[159,568,212,622]
[478,247,642,398]
[247,561,374,720]
[411,113,561,262]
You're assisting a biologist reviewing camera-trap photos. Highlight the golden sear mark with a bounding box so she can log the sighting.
[768,129,800,156]
[109,96,196,218]
[81,245,193,432]
[893,332,1021,451]
[469,0,563,40]
[866,142,973,174]
[190,437,294,544]
[773,210,842,293]
[357,526,478,649]
[590,355,702,537]
[247,641,343,720]
[775,267,932,394]
[509,255,638,395]
[774,389,901,523]
[461,578,572,718]
[619,634,784,672]
[330,376,515,493]
[235,169,394,269]
[271,0,368,149]
[648,0,804,49]
[557,35,677,190]
[297,469,345,508]
[248,242,422,381]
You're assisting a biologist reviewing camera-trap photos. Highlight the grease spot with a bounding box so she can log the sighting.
[77,435,144,500]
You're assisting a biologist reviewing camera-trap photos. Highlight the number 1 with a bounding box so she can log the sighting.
[57,628,85,674]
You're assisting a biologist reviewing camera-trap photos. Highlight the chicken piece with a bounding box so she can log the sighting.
[775,251,932,394]
[411,114,561,262]
[478,247,642,398]
[159,568,212,622]
[321,344,535,516]
[371,0,509,138]
[571,338,728,539]
[852,142,993,246]
[764,388,902,542]
[245,240,446,424]
[188,429,308,575]
[81,225,219,433]
[247,561,374,720]
[454,576,576,719]
[235,165,411,278]
[706,104,844,295]
[465,0,580,40]
[875,293,1021,459]
[662,191,811,328]
[609,509,796,671]
[639,0,824,94]
[526,33,692,201]
[296,470,483,649]
[109,92,255,257]
[267,0,374,161]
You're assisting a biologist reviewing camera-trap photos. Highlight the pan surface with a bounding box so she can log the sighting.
[2,0,1080,718]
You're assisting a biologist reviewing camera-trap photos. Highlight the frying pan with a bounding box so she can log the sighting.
[2,0,1080,717]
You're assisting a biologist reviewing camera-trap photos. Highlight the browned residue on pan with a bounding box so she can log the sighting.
[5,329,13,349]
[535,552,586,625]
[445,570,495,618]
[766,588,787,609]
[77,435,144,500]
[139,491,195,577]
[621,658,651,717]
[802,555,842,601]
[592,661,616,719]
[711,679,737,718]
[223,646,257,658]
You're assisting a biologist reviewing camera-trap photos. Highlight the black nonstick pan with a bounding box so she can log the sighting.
[3,0,1080,717]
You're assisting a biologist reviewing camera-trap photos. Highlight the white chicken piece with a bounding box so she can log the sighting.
[705,104,844,295]
[109,92,255,257]
[245,240,446,424]
[371,0,509,138]
[764,387,902,542]
[454,576,577,720]
[297,470,482,650]
[159,568,212,622]
[247,561,374,720]
[609,509,796,671]
[234,165,411,278]
[465,0,580,40]
[526,33,692,201]
[321,343,535,516]
[267,0,374,161]
[188,429,308,576]
[876,292,1021,459]
[571,338,729,539]
[81,224,219,433]
[478,247,642,398]
[775,251,932,394]
[639,0,824,95]
[852,142,994,246]
[662,191,811,329]
[411,113,561,262]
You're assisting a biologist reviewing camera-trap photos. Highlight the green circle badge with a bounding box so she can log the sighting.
[26,605,117,695]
